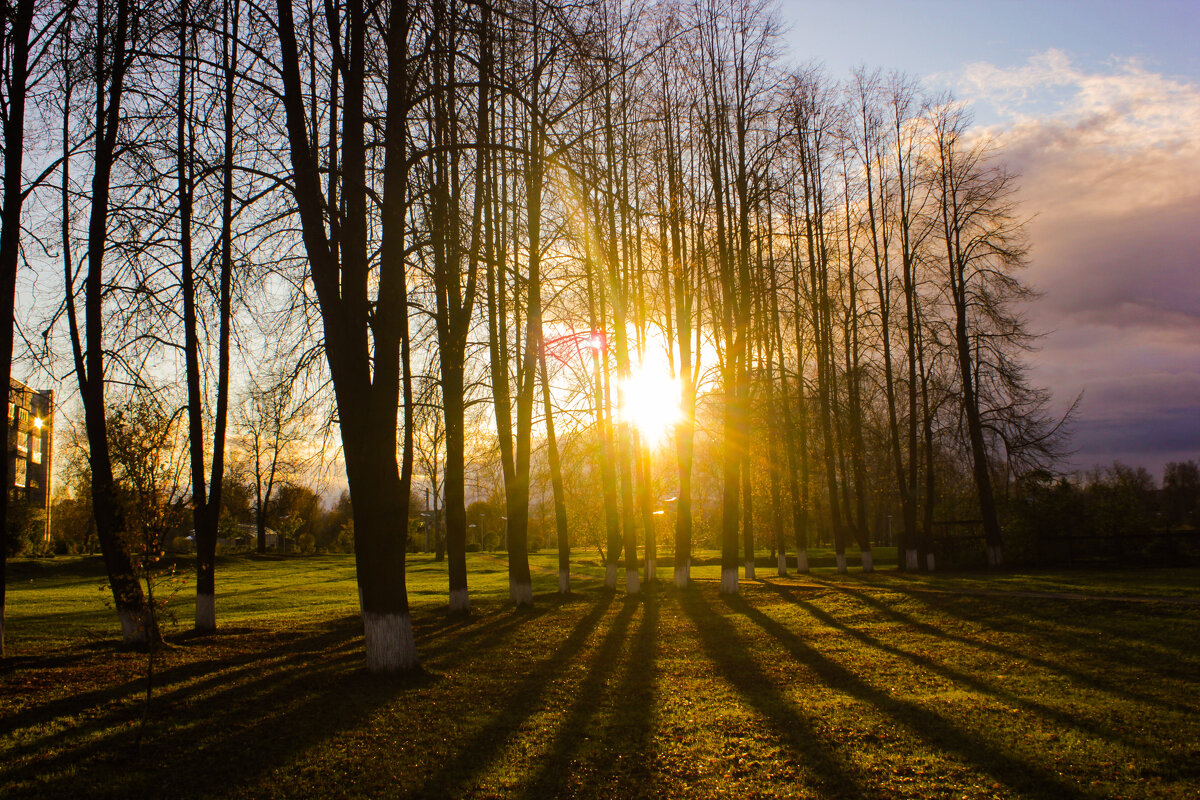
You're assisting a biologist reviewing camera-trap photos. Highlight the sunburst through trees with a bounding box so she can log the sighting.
[0,0,1070,672]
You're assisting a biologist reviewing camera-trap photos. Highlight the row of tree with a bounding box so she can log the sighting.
[0,0,1068,671]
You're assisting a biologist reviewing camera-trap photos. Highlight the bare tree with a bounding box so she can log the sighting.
[237,369,310,555]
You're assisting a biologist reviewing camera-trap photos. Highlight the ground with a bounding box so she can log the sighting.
[2,552,1198,799]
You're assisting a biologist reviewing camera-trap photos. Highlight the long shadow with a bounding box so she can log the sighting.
[678,589,867,799]
[0,617,367,770]
[5,595,553,739]
[589,590,660,796]
[517,594,648,799]
[761,581,1160,755]
[724,591,1091,800]
[869,579,1200,664]
[4,603,551,774]
[1,616,362,739]
[823,581,1192,709]
[411,592,618,798]
[1,626,415,799]
[419,602,555,671]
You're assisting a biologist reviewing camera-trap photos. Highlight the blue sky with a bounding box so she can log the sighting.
[779,0,1199,84]
[777,0,1200,476]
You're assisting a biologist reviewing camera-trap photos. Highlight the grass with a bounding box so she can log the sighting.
[2,551,1199,799]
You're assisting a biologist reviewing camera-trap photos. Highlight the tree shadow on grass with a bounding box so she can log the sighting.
[587,590,660,797]
[760,580,1161,756]
[518,592,659,800]
[411,592,618,798]
[723,590,1091,800]
[0,617,364,739]
[0,621,412,798]
[1,599,569,800]
[819,580,1192,709]
[678,589,867,799]
[0,617,368,772]
[871,579,1200,668]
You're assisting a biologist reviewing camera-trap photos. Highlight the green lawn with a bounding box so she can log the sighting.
[2,553,1198,798]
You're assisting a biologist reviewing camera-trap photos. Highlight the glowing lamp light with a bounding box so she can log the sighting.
[33,417,43,430]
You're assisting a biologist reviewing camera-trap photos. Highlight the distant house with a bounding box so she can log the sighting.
[230,523,283,551]
[170,523,282,552]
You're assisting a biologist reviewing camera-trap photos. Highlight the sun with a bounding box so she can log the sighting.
[618,363,682,442]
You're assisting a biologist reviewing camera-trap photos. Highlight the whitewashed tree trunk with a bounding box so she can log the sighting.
[905,548,919,570]
[449,588,470,613]
[673,559,690,588]
[510,580,533,606]
[362,611,417,673]
[645,559,656,583]
[986,545,1004,567]
[605,564,618,589]
[625,569,641,595]
[195,593,215,631]
[776,552,787,576]
[796,550,809,573]
[926,553,936,571]
[720,567,738,594]
[836,553,847,574]
[861,550,874,573]
[557,570,570,594]
[744,560,755,581]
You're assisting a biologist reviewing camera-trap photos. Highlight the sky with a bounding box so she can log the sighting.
[778,0,1200,477]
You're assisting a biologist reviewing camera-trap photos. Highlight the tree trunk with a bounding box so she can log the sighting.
[0,0,36,658]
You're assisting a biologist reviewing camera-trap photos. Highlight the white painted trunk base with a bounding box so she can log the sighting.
[362,611,417,673]
[777,553,787,576]
[861,551,874,573]
[836,553,847,574]
[744,561,756,581]
[796,550,809,573]
[720,567,738,595]
[645,559,656,583]
[558,570,570,594]
[0,613,5,657]
[926,553,936,572]
[673,560,690,588]
[449,588,470,613]
[626,569,641,595]
[118,608,153,644]
[905,548,919,571]
[605,564,618,589]
[195,593,216,631]
[510,580,533,606]
[986,545,1004,567]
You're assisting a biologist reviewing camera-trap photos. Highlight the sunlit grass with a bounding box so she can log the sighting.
[2,555,1198,798]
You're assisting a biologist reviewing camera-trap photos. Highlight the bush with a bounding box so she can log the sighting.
[6,505,46,557]
[465,542,481,553]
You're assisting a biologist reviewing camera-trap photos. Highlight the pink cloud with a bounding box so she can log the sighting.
[955,52,1200,473]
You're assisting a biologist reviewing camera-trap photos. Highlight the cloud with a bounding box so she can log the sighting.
[953,52,1200,473]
